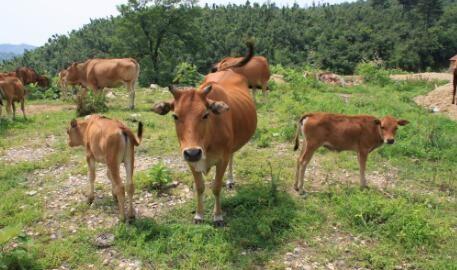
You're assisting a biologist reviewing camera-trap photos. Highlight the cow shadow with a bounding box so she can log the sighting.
[114,181,301,268]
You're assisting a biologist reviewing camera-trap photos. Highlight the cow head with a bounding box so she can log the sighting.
[152,85,229,163]
[374,116,409,144]
[66,63,81,84]
[66,119,86,147]
[37,76,49,88]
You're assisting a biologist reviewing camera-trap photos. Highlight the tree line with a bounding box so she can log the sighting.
[1,0,456,86]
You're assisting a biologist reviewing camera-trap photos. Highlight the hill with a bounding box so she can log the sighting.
[0,43,36,62]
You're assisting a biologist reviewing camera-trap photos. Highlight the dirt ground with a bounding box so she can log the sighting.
[26,104,75,115]
[414,83,457,121]
[390,72,452,82]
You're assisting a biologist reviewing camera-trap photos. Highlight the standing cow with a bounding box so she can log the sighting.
[152,45,257,226]
[65,58,140,109]
[211,43,270,99]
[66,115,143,221]
[15,67,49,88]
[0,76,26,119]
[293,112,409,194]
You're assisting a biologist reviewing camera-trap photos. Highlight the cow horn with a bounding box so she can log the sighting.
[202,85,212,95]
[168,85,178,97]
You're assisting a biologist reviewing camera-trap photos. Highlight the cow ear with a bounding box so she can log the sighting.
[397,119,409,126]
[70,119,78,128]
[152,101,173,115]
[374,119,381,125]
[208,100,229,114]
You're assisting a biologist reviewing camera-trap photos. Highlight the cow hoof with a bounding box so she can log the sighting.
[226,182,235,189]
[127,215,136,224]
[193,218,204,224]
[87,197,95,205]
[213,220,225,227]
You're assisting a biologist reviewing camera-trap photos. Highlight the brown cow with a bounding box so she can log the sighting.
[211,44,270,99]
[65,58,140,109]
[0,76,26,119]
[15,67,49,88]
[152,49,256,226]
[293,113,409,194]
[67,115,143,221]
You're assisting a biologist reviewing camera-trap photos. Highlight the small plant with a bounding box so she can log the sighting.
[355,60,392,86]
[26,80,60,100]
[136,163,173,191]
[172,62,203,86]
[75,90,108,117]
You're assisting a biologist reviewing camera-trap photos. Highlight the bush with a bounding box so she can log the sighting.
[172,62,203,86]
[355,60,392,86]
[136,163,172,191]
[26,79,60,100]
[75,91,108,117]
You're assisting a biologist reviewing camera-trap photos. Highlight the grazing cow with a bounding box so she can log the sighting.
[66,115,143,221]
[152,46,257,226]
[211,44,270,98]
[65,58,140,109]
[293,113,409,193]
[0,76,26,119]
[15,67,49,88]
[452,68,456,104]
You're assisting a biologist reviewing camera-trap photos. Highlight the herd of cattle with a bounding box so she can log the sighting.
[1,43,409,225]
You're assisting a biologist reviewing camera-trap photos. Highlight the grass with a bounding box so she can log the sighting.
[0,69,456,269]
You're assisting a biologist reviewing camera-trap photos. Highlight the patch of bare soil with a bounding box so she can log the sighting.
[414,83,457,121]
[26,104,75,115]
[390,72,452,82]
[0,135,57,163]
[22,154,193,269]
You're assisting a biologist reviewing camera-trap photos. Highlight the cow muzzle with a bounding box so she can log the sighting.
[385,139,395,144]
[183,147,203,162]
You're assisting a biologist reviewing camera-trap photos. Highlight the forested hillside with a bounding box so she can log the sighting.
[1,0,456,85]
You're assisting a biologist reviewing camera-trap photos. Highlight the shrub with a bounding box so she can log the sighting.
[173,62,203,86]
[355,60,392,86]
[75,91,108,117]
[26,79,60,100]
[136,163,172,191]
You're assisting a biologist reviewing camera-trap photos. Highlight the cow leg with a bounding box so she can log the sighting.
[127,81,135,110]
[226,155,234,189]
[86,156,96,205]
[213,159,229,227]
[357,150,369,189]
[251,86,257,103]
[294,142,319,195]
[261,82,268,96]
[191,169,205,223]
[110,163,126,222]
[123,145,135,221]
[11,101,16,119]
[106,170,117,202]
[20,98,26,119]
[6,99,12,118]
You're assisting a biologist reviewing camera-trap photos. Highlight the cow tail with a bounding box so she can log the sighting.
[220,41,254,71]
[293,114,312,151]
[135,121,143,146]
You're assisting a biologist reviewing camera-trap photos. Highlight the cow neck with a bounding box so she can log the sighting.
[78,121,90,145]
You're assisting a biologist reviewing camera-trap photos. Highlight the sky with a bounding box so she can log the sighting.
[0,0,353,46]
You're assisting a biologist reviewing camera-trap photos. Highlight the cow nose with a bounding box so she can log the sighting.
[387,139,395,144]
[183,148,202,162]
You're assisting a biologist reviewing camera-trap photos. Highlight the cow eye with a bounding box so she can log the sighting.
[172,114,178,120]
[381,126,385,130]
[202,111,210,120]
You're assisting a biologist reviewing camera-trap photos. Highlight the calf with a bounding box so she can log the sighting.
[0,76,26,119]
[66,115,143,221]
[293,113,409,193]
